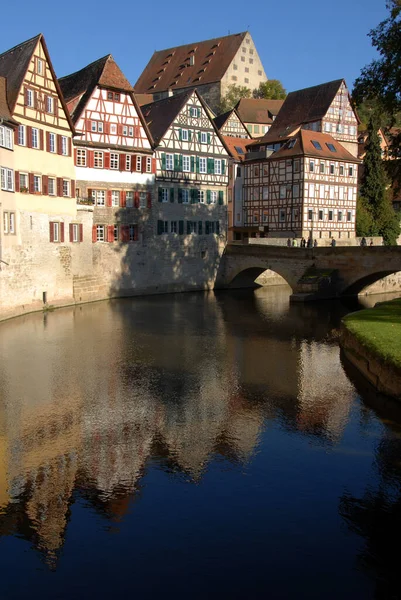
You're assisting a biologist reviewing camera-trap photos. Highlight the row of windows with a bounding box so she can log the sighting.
[88,189,151,208]
[3,211,16,235]
[16,125,70,155]
[161,153,226,175]
[307,184,357,201]
[248,160,356,178]
[86,120,140,137]
[307,209,354,222]
[0,126,13,150]
[323,122,357,136]
[176,129,213,144]
[50,222,83,243]
[93,224,138,243]
[76,149,153,173]
[158,187,224,204]
[1,167,14,192]
[247,124,268,135]
[17,173,74,197]
[157,220,220,235]
[248,208,354,224]
[25,87,57,115]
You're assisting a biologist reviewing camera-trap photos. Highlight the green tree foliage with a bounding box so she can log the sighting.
[359,116,400,244]
[218,84,251,114]
[253,79,287,100]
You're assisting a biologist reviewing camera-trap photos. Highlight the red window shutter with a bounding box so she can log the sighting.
[68,138,72,156]
[15,171,20,192]
[134,191,140,208]
[46,131,50,152]
[27,126,32,148]
[121,225,129,242]
[40,129,44,150]
[131,155,136,172]
[104,152,110,169]
[54,100,58,118]
[71,180,76,199]
[117,124,123,136]
[29,173,35,193]
[107,190,112,207]
[79,223,83,242]
[107,225,114,243]
[120,191,126,207]
[141,157,147,172]
[60,222,65,243]
[92,225,97,243]
[49,222,54,243]
[14,128,19,145]
[88,151,94,168]
[119,154,126,171]
[74,148,77,164]
[86,119,91,132]
[69,223,73,242]
[42,175,48,195]
[152,158,156,173]
[57,135,62,155]
[147,192,152,208]
[57,177,63,197]
[104,122,110,135]
[24,87,27,106]
[87,188,92,201]
[34,92,38,109]
[135,126,140,138]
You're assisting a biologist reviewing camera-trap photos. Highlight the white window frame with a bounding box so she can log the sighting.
[94,152,103,168]
[76,148,86,166]
[146,157,152,173]
[96,225,105,242]
[72,223,79,243]
[136,156,142,172]
[126,191,134,207]
[53,222,60,242]
[183,156,190,172]
[18,125,26,146]
[190,107,198,118]
[210,191,217,204]
[49,132,56,153]
[139,192,147,208]
[0,126,13,149]
[200,132,207,144]
[198,190,205,203]
[123,126,128,136]
[9,212,15,234]
[110,124,117,135]
[19,173,28,192]
[97,122,104,133]
[0,167,14,191]
[182,189,189,204]
[32,128,39,149]
[48,177,56,196]
[214,159,222,175]
[33,175,41,193]
[166,154,174,171]
[128,126,134,137]
[182,129,189,141]
[46,96,54,114]
[61,136,68,156]
[92,189,105,206]
[26,89,34,107]
[3,211,8,234]
[110,153,119,170]
[111,190,120,206]
[63,180,70,197]
[91,121,97,132]
[199,157,207,174]
[170,221,178,234]
[37,58,44,75]
[161,188,169,203]
[125,155,131,171]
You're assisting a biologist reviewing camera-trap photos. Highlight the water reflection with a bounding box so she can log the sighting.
[0,287,399,598]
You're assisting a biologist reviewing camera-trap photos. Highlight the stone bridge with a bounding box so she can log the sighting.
[216,243,401,301]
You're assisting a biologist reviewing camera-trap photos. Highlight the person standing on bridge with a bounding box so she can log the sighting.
[287,238,291,247]
[331,238,336,247]
[292,238,298,247]
[361,237,367,247]
[370,239,374,246]
[314,239,318,248]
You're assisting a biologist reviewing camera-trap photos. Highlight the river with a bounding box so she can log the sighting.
[0,286,400,599]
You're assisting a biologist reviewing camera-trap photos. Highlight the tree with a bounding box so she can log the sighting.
[253,79,287,100]
[218,84,251,114]
[359,115,400,244]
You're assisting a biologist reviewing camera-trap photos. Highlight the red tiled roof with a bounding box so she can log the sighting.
[134,32,247,94]
[222,136,249,161]
[135,93,154,106]
[265,129,360,162]
[235,98,284,124]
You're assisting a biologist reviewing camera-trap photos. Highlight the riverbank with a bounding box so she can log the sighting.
[340,298,401,400]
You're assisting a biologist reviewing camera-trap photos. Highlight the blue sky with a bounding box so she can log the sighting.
[1,0,389,94]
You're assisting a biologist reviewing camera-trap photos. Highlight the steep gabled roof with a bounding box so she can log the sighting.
[135,32,247,94]
[235,98,284,124]
[59,54,134,123]
[140,90,194,145]
[0,33,75,132]
[254,79,345,144]
[265,129,360,163]
[222,136,249,162]
[0,77,19,126]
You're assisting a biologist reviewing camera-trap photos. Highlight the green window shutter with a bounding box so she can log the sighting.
[179,220,184,235]
[178,188,183,203]
[191,156,195,172]
[218,190,224,205]
[174,154,179,171]
[191,189,196,204]
[178,129,182,141]
[205,221,210,234]
[157,220,163,235]
[188,130,192,142]
[207,133,211,144]
[187,221,191,234]
[196,157,200,173]
[207,158,212,174]
[211,159,215,174]
[179,155,183,171]
[170,188,175,202]
[221,160,226,174]
[216,221,220,234]
[158,188,163,202]
[207,190,211,204]
[198,221,203,235]
[197,132,201,144]
[197,190,201,203]
[197,108,201,118]
[161,153,166,170]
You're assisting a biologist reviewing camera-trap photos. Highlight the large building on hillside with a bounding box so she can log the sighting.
[134,32,267,114]
[59,55,155,246]
[140,89,229,242]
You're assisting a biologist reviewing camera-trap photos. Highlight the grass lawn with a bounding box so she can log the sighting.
[343,299,401,369]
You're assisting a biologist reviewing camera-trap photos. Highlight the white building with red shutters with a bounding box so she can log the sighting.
[59,55,155,245]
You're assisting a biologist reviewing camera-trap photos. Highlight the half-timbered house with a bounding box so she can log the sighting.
[235,98,284,138]
[213,108,249,139]
[243,129,360,242]
[59,55,155,246]
[140,89,229,241]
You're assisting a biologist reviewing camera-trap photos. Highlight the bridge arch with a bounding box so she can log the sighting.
[228,267,290,290]
[341,270,401,297]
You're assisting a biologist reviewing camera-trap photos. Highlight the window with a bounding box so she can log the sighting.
[188,221,197,234]
[338,211,343,221]
[166,154,174,170]
[330,163,335,175]
[312,140,322,150]
[244,78,249,84]
[113,225,119,241]
[294,159,300,173]
[279,209,286,222]
[63,180,70,197]
[61,136,68,155]
[0,168,14,191]
[347,211,352,222]
[49,132,56,153]
[123,126,128,136]
[263,186,269,200]
[128,126,134,137]
[348,166,354,176]
[126,191,134,207]
[110,153,119,169]
[339,187,344,200]
[7,212,15,234]
[91,121,97,132]
[199,132,207,144]
[71,223,80,242]
[210,191,217,204]
[320,162,325,174]
[181,129,189,141]
[190,107,199,118]
[309,183,315,197]
[139,192,147,208]
[161,188,169,202]
[128,224,136,241]
[245,67,249,73]
[340,165,344,175]
[46,96,54,114]
[183,156,190,172]
[293,184,299,197]
[309,160,314,172]
[112,190,120,206]
[52,222,60,242]
[92,190,105,206]
[18,125,26,146]
[280,185,286,199]
[26,89,34,107]
[96,225,106,242]
[318,210,323,220]
[48,177,55,196]
[254,125,260,134]
[326,143,337,152]
[199,157,207,173]
[308,209,313,221]
[146,157,152,173]
[329,186,335,200]
[33,175,41,193]
[107,92,113,100]
[76,149,86,166]
[328,210,333,221]
[237,166,242,177]
[233,64,238,71]
[19,173,28,192]
[157,220,168,234]
[125,155,131,171]
[170,221,178,233]
[258,70,262,76]
[214,159,222,175]
[114,93,120,102]
[0,126,12,149]
[249,58,254,64]
[32,128,39,149]
[94,152,103,168]
[110,124,117,135]
[198,190,205,203]
[182,189,190,204]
